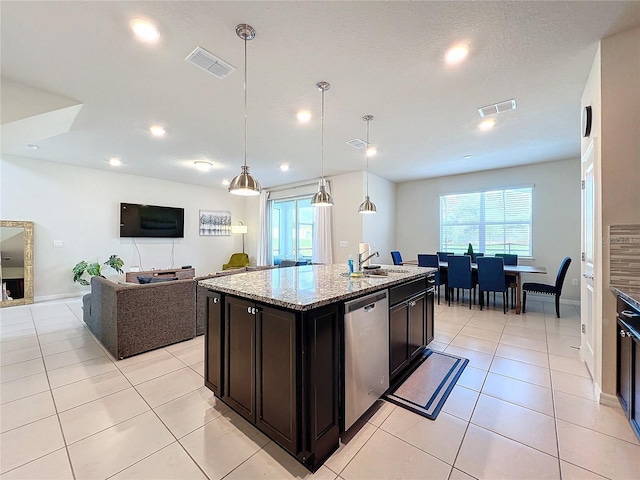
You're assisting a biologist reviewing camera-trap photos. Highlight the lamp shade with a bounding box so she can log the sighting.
[358,196,377,214]
[231,224,248,234]
[311,185,333,207]
[229,165,260,196]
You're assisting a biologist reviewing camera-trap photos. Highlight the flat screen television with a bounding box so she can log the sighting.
[120,203,184,238]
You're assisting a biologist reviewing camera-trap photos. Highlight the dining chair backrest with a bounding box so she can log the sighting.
[476,256,506,292]
[465,252,484,262]
[436,251,454,262]
[391,251,403,265]
[495,253,518,266]
[417,254,440,284]
[447,255,473,289]
[555,257,572,294]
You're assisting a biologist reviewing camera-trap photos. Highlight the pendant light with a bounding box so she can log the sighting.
[229,24,260,196]
[358,115,377,214]
[311,81,334,207]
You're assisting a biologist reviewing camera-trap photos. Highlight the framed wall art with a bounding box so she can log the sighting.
[199,210,231,236]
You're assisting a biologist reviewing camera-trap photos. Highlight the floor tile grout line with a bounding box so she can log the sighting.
[33,302,79,480]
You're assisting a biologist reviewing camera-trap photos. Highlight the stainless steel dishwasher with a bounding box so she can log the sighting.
[344,289,389,430]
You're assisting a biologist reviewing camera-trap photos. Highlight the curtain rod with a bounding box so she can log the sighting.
[265,179,322,194]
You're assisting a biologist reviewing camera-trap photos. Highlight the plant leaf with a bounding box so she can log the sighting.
[73,261,88,284]
[105,255,124,274]
[87,262,102,277]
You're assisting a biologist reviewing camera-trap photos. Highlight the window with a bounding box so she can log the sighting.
[270,196,315,264]
[439,187,533,257]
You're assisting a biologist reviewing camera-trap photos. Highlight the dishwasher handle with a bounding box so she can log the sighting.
[345,290,388,313]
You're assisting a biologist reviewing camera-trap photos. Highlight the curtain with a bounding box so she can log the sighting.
[257,190,270,266]
[312,180,333,264]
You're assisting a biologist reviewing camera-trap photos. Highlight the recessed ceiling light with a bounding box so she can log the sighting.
[297,111,311,123]
[280,163,289,171]
[130,18,160,43]
[463,155,472,159]
[109,157,122,166]
[445,44,469,65]
[26,144,39,150]
[366,146,377,157]
[149,125,166,137]
[222,179,230,186]
[479,119,496,131]
[194,161,213,172]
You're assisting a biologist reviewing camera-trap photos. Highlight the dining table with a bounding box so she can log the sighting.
[435,261,547,314]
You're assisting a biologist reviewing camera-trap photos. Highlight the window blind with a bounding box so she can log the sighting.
[439,187,533,257]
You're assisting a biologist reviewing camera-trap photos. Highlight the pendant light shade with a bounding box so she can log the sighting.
[358,195,377,214]
[358,115,377,214]
[229,24,260,196]
[311,81,333,207]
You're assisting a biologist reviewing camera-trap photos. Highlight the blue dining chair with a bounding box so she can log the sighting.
[496,253,518,307]
[418,254,441,304]
[390,251,403,265]
[446,255,476,309]
[523,257,572,318]
[436,252,453,299]
[477,257,508,314]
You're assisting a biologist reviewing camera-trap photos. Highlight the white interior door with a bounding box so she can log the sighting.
[581,140,596,377]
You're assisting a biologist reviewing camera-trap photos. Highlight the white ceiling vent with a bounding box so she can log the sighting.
[185,47,236,79]
[478,99,517,117]
[346,138,367,149]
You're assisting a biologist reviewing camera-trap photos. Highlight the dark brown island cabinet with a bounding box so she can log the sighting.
[203,271,435,472]
[616,295,640,442]
[389,276,435,380]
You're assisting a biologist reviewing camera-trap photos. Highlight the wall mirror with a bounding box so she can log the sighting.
[1,220,34,307]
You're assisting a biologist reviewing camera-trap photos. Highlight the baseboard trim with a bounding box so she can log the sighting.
[35,292,84,303]
[599,391,620,408]
[525,293,580,306]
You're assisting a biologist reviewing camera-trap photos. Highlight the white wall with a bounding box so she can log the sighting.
[396,159,582,301]
[362,172,396,265]
[326,171,365,264]
[592,26,640,396]
[0,156,246,300]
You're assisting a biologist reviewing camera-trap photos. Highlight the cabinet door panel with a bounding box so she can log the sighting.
[408,293,426,360]
[390,303,409,379]
[257,305,297,453]
[425,289,435,345]
[632,336,640,438]
[617,319,632,415]
[225,297,255,422]
[205,292,223,396]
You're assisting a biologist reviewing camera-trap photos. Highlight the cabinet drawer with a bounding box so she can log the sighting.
[390,278,427,306]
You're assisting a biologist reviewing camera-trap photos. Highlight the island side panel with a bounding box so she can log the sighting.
[205,291,223,397]
[256,303,299,454]
[301,303,341,471]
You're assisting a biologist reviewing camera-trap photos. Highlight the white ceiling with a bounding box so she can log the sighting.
[2,1,639,190]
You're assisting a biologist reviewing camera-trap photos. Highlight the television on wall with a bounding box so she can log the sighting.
[120,203,184,238]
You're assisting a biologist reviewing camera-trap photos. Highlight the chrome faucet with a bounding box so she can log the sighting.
[358,251,379,271]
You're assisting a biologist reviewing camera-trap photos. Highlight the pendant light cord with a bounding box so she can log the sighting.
[321,87,325,182]
[365,118,370,196]
[243,34,248,168]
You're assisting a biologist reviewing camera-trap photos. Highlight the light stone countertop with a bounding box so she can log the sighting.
[610,285,640,312]
[199,264,437,311]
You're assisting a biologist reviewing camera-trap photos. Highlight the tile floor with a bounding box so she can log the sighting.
[1,296,639,479]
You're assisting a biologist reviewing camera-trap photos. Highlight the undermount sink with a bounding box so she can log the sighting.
[363,269,389,276]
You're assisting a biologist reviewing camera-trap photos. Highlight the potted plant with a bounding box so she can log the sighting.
[73,255,124,286]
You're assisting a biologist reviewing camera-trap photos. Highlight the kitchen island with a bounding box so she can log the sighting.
[199,264,436,471]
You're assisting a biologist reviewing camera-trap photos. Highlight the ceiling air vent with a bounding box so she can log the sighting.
[478,98,517,117]
[346,138,367,149]
[185,47,236,79]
